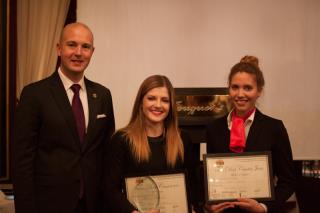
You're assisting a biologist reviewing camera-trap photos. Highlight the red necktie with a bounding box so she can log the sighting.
[229,108,255,153]
[71,84,85,144]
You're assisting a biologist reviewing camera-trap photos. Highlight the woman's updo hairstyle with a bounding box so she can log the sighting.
[228,55,265,91]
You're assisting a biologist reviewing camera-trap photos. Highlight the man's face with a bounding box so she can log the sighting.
[56,24,94,80]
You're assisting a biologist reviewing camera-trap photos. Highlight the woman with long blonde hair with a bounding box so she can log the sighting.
[104,75,199,213]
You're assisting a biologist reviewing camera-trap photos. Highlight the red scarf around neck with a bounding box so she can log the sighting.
[229,108,255,153]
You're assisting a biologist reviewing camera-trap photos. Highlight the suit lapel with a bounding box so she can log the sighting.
[82,79,99,151]
[245,109,264,151]
[48,72,81,148]
[221,116,231,152]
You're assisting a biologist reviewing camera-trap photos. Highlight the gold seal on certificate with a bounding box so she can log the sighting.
[124,171,191,213]
[203,152,275,203]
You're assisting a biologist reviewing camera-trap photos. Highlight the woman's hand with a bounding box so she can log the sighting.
[232,198,265,213]
[205,202,235,213]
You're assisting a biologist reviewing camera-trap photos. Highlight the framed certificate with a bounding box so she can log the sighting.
[203,152,275,203]
[124,171,191,213]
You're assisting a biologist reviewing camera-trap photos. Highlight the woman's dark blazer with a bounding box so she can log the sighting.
[206,109,296,212]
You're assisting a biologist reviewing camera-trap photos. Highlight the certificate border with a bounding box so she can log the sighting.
[203,151,275,203]
[123,170,192,213]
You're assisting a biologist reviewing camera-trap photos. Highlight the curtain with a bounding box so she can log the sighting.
[16,0,70,97]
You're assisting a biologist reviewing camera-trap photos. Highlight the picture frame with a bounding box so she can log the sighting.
[203,152,275,203]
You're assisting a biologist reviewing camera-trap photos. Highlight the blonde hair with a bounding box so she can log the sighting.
[121,75,184,167]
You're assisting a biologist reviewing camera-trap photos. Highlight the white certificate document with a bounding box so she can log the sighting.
[204,152,274,202]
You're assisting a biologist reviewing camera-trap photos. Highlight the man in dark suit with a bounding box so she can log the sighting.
[12,22,115,213]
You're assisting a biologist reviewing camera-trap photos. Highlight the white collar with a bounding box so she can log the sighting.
[58,68,86,92]
[227,108,256,130]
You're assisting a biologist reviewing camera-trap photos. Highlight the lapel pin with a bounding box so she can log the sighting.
[92,93,97,98]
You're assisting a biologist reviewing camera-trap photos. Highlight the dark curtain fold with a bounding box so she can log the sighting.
[0,0,16,184]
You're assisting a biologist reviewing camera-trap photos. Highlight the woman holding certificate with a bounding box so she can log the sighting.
[205,56,296,213]
[104,75,200,213]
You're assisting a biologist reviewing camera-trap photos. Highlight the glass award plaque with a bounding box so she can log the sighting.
[131,176,160,212]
